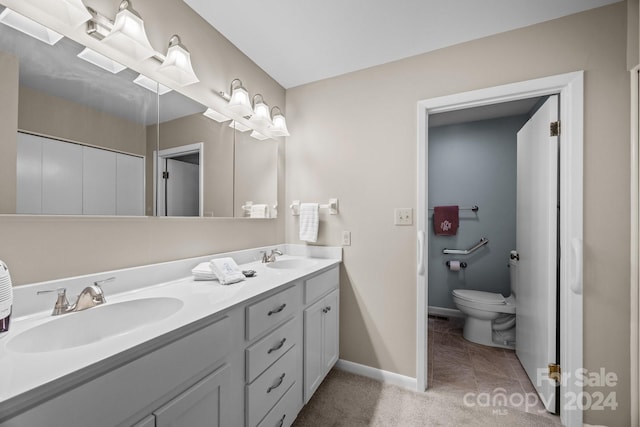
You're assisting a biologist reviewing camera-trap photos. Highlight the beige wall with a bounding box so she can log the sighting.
[156,113,235,217]
[18,86,147,156]
[0,50,18,215]
[286,3,630,425]
[0,0,286,285]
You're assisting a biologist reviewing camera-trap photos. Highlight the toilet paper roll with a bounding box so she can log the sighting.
[448,260,461,271]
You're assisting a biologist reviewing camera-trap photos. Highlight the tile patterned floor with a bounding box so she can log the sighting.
[428,315,561,422]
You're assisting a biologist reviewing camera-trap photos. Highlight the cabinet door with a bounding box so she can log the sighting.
[303,298,324,403]
[16,132,43,214]
[116,153,144,216]
[83,146,116,215]
[42,138,83,214]
[154,364,230,427]
[322,290,340,374]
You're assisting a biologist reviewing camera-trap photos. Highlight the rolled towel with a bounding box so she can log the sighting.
[299,203,319,242]
[209,257,245,285]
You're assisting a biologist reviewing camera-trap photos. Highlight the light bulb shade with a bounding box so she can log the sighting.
[250,130,269,141]
[0,8,63,45]
[23,0,92,28]
[229,120,251,132]
[227,80,254,117]
[269,108,290,137]
[102,1,154,61]
[157,35,199,86]
[249,94,272,126]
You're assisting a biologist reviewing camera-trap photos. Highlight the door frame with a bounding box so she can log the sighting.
[631,64,639,427]
[416,71,583,427]
[153,142,204,217]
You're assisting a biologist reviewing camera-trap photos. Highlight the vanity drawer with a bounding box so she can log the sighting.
[304,267,339,304]
[246,317,299,383]
[256,381,301,427]
[246,345,298,427]
[246,285,300,341]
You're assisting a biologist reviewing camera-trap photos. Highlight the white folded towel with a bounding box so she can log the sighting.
[191,262,217,281]
[299,203,319,242]
[250,204,269,218]
[209,257,245,285]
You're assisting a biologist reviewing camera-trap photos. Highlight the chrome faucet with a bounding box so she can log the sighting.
[262,249,283,263]
[37,277,114,316]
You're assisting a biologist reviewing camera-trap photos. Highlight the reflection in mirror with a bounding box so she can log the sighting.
[0,6,279,218]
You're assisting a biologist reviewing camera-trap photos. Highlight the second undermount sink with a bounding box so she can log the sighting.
[7,297,184,354]
[265,258,319,270]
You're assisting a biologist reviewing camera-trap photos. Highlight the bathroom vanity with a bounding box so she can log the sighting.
[0,245,341,427]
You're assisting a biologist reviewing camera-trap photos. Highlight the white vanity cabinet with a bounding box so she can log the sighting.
[1,314,238,427]
[303,268,340,403]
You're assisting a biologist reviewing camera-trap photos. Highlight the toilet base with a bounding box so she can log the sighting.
[462,316,515,350]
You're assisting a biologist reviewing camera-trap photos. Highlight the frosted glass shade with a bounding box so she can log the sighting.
[0,8,63,45]
[269,109,290,137]
[23,0,91,28]
[157,37,199,86]
[227,85,254,117]
[250,95,272,127]
[102,4,154,61]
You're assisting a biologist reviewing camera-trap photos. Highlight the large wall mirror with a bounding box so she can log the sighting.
[0,6,278,218]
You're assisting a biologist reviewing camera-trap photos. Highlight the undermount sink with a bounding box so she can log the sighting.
[7,297,183,354]
[265,258,319,270]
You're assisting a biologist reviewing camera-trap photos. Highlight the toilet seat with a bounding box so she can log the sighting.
[452,289,506,305]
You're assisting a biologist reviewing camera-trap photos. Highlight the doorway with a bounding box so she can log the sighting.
[154,142,204,217]
[416,72,584,427]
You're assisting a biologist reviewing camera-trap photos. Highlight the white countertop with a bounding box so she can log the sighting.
[0,245,341,420]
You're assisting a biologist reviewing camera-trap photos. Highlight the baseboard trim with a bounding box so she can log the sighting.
[335,359,417,391]
[428,306,464,318]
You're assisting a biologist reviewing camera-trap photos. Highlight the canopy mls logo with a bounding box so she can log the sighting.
[463,368,618,414]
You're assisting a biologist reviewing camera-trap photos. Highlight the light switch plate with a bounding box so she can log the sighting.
[394,208,413,225]
[342,231,351,246]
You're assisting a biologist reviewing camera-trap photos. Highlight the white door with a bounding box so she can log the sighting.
[116,153,145,216]
[516,95,559,413]
[83,146,116,215]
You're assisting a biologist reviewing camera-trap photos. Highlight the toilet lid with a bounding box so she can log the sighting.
[453,289,506,305]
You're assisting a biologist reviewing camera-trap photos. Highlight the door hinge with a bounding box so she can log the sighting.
[550,121,560,136]
[548,363,561,384]
[162,171,169,179]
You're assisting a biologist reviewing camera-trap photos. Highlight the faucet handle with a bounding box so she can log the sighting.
[37,288,70,315]
[93,277,115,287]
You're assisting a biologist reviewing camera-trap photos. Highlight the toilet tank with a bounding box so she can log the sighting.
[509,251,518,297]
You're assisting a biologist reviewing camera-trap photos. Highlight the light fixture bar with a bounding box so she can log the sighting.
[77,47,127,74]
[0,8,63,45]
[133,74,172,95]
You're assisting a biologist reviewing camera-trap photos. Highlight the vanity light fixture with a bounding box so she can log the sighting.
[203,108,230,123]
[229,120,251,132]
[0,8,63,45]
[100,0,155,61]
[269,106,290,137]
[21,0,92,28]
[133,74,172,95]
[157,35,199,87]
[250,130,270,141]
[225,79,254,117]
[249,94,272,127]
[77,47,127,74]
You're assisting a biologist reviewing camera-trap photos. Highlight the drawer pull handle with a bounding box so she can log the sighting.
[268,338,287,354]
[267,373,286,393]
[268,303,287,316]
[322,306,331,313]
[277,414,286,427]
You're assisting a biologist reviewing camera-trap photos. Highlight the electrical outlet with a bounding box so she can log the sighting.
[394,208,413,225]
[342,231,351,246]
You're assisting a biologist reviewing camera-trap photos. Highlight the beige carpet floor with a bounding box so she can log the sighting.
[292,369,562,426]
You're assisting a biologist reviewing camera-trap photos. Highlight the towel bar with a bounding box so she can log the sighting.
[290,199,339,216]
[429,205,479,212]
[443,237,489,255]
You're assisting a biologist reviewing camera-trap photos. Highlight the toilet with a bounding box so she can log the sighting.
[452,252,518,349]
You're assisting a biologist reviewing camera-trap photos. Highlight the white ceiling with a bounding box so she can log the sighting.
[184,0,620,89]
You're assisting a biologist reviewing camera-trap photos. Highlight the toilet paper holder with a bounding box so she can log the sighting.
[446,261,467,269]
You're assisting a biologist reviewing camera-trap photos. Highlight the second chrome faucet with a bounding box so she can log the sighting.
[261,249,283,263]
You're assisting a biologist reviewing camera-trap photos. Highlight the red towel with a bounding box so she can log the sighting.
[433,205,459,236]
